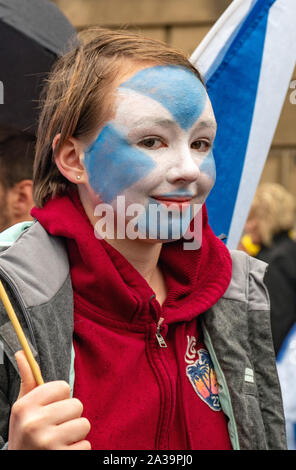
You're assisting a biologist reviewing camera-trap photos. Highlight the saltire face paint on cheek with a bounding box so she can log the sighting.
[135,198,196,240]
[84,123,156,204]
[119,65,207,131]
[199,151,216,183]
[133,151,216,240]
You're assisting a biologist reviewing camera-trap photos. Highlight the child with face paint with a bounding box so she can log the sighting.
[1,29,286,450]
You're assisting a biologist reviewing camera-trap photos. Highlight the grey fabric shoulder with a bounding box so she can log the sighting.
[202,248,286,449]
[224,249,269,311]
[0,221,70,308]
[0,223,74,449]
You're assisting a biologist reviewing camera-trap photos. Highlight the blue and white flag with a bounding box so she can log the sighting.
[190,0,296,249]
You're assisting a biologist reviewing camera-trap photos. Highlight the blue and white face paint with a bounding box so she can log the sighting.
[83,65,217,241]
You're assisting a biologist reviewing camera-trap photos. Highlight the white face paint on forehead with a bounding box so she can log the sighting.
[83,65,217,241]
[113,88,176,132]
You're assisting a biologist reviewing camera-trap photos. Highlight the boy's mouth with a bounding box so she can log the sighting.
[150,195,193,209]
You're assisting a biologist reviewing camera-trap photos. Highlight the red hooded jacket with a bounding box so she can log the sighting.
[32,190,232,450]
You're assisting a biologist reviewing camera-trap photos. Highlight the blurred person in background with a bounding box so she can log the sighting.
[0,132,36,233]
[243,182,296,357]
[243,183,296,450]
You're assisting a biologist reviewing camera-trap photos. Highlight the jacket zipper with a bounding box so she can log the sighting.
[156,317,167,348]
[0,267,38,352]
[149,295,168,349]
[148,302,172,449]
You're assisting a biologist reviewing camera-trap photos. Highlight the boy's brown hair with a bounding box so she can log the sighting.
[33,27,204,207]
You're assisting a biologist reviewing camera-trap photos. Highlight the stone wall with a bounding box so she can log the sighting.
[53,0,296,198]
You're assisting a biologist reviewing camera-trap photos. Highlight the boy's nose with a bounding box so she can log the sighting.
[166,150,201,185]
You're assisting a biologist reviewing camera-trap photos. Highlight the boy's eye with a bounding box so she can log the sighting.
[191,140,210,152]
[137,137,166,150]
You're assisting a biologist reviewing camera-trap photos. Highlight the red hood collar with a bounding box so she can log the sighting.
[31,191,232,325]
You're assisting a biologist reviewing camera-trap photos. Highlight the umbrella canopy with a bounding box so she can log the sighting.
[0,0,78,135]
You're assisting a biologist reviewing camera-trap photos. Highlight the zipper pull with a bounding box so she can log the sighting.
[156,317,167,348]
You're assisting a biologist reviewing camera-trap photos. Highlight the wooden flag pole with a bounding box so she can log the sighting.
[0,279,44,385]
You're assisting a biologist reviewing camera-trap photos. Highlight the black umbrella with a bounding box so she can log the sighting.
[0,0,78,135]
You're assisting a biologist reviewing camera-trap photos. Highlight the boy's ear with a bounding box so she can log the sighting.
[53,134,86,184]
[8,180,34,220]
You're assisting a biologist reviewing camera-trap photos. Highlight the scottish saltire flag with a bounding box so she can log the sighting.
[190,0,296,249]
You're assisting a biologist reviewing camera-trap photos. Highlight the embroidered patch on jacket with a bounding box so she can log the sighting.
[185,336,221,411]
